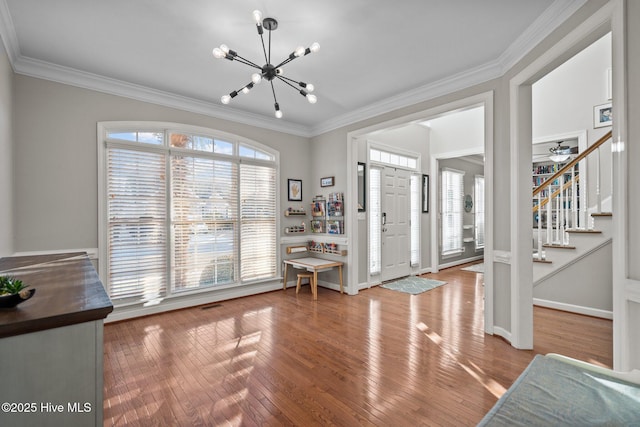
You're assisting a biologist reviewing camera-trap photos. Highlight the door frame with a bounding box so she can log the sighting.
[346,91,494,333]
[508,1,618,350]
[366,144,421,284]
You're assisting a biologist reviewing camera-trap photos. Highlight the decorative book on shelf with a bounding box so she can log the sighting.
[311,196,326,233]
[310,219,325,233]
[311,196,326,217]
[327,220,343,234]
[326,192,344,235]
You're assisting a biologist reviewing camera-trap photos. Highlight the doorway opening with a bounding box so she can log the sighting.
[367,145,421,283]
[346,94,491,333]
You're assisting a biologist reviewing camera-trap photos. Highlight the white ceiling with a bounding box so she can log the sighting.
[0,0,587,136]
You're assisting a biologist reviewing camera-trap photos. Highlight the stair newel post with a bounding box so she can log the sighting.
[547,186,553,246]
[559,181,565,244]
[537,191,543,261]
[596,145,602,216]
[582,161,589,230]
[564,184,570,244]
[571,165,577,230]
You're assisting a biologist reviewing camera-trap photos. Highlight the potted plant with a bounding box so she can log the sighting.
[0,276,35,308]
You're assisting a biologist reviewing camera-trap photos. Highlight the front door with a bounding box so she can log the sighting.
[381,167,411,281]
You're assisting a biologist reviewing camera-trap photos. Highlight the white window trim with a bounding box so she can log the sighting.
[97,121,280,308]
[474,174,485,251]
[367,140,421,172]
[441,167,465,257]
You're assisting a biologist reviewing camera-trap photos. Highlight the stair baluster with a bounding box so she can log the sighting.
[532,130,612,261]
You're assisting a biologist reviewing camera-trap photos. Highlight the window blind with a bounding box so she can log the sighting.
[107,146,167,304]
[474,175,485,250]
[171,155,238,291]
[369,168,382,275]
[240,163,277,281]
[441,169,464,256]
[410,174,420,267]
[102,125,278,308]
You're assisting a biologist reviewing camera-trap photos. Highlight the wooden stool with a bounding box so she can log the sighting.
[296,273,314,295]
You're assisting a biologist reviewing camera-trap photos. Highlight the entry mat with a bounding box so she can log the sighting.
[461,262,484,273]
[381,276,447,295]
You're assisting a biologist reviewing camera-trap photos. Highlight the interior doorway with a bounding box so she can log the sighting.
[367,146,420,284]
[346,91,493,333]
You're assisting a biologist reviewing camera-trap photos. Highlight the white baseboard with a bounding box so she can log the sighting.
[493,326,512,343]
[439,255,484,270]
[12,247,98,260]
[533,298,613,319]
[108,280,285,322]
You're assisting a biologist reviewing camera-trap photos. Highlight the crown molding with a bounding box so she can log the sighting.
[310,59,503,136]
[1,0,586,139]
[311,0,588,136]
[497,0,588,73]
[11,55,314,138]
[0,0,18,65]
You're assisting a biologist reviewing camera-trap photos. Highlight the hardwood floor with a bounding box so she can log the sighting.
[103,263,612,426]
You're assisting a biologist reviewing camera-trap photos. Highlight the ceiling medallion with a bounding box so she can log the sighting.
[212,10,319,119]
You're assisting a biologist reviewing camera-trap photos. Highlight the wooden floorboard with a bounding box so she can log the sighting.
[103,262,613,426]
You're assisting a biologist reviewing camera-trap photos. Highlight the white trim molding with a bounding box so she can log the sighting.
[0,0,589,138]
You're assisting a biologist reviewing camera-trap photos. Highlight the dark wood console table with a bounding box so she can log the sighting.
[0,252,113,427]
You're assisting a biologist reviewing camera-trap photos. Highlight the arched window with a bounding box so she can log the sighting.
[98,123,278,306]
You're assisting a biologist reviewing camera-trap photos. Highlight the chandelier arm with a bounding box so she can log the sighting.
[232,55,263,69]
[276,76,303,92]
[278,75,305,86]
[273,56,295,69]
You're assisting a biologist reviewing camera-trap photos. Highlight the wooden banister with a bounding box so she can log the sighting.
[532,130,612,197]
[533,175,579,213]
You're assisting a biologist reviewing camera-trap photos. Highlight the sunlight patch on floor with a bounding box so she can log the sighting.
[416,321,506,398]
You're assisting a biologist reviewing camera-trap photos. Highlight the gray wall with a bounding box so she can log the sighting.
[12,75,310,252]
[0,43,12,257]
[3,0,627,344]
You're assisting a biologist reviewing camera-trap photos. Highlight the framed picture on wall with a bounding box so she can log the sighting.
[422,174,429,213]
[594,102,612,128]
[320,176,335,187]
[288,179,302,201]
[357,162,366,212]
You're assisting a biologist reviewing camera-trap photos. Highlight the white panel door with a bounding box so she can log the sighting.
[381,167,411,282]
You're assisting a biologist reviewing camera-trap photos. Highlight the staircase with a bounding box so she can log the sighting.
[531,131,613,318]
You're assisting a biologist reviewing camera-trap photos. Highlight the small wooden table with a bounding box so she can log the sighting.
[283,257,344,300]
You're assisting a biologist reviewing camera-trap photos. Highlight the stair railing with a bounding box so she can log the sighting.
[532,130,612,260]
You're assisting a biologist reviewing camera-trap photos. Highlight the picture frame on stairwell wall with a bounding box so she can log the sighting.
[594,102,612,128]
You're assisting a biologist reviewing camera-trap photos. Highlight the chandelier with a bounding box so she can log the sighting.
[212,10,319,119]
